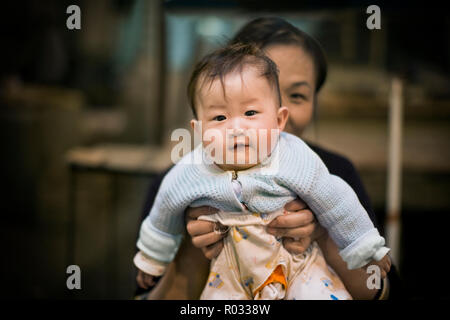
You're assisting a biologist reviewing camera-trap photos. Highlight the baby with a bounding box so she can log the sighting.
[134,43,390,300]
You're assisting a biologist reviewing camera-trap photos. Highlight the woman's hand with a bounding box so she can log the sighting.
[365,255,392,279]
[267,198,324,255]
[185,206,226,260]
[185,198,322,259]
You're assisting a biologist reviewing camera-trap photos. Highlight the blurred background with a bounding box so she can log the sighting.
[1,0,449,299]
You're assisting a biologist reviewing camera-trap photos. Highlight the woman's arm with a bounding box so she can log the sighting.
[315,227,386,300]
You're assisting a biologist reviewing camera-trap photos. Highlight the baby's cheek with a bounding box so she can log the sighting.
[257,130,278,155]
[203,129,225,147]
[203,134,228,162]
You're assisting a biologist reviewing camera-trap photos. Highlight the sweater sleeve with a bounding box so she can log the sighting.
[308,143,378,228]
[139,166,174,227]
[135,164,194,268]
[278,133,390,269]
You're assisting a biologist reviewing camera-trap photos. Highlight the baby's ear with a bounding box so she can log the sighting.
[277,106,289,131]
[190,119,199,131]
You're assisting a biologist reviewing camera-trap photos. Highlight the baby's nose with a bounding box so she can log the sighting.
[229,128,245,137]
[229,117,247,131]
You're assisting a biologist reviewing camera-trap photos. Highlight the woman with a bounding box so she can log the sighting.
[136,17,401,299]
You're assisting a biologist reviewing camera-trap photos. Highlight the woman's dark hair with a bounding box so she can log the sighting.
[230,17,328,93]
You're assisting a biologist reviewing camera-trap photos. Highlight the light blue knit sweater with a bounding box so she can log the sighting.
[137,132,389,270]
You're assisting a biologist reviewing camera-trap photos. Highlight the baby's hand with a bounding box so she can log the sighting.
[136,270,160,290]
[364,255,392,279]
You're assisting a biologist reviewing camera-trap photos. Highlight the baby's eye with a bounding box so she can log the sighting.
[245,110,257,116]
[213,115,226,121]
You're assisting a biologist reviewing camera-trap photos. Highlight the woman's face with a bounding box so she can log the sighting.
[265,44,316,137]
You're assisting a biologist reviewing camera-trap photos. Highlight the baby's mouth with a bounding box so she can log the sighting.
[230,142,250,150]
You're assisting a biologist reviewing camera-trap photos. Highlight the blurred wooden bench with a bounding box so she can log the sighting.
[65,144,170,297]
[65,143,210,299]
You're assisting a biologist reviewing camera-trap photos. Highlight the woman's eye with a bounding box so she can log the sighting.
[213,115,226,121]
[290,93,306,100]
[245,110,257,116]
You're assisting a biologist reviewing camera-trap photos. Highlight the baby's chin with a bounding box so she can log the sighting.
[217,162,260,171]
[222,147,262,170]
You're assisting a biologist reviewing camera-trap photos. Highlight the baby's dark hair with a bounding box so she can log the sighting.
[187,42,282,119]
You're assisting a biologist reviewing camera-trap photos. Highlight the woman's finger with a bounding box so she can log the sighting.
[202,241,224,260]
[191,230,226,249]
[186,219,216,237]
[185,206,218,222]
[284,198,308,212]
[268,209,314,229]
[283,237,311,255]
[268,222,315,239]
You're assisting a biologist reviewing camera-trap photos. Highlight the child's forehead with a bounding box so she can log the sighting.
[198,65,269,98]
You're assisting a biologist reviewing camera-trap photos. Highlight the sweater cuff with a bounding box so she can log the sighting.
[339,228,390,269]
[137,218,183,263]
[133,251,168,276]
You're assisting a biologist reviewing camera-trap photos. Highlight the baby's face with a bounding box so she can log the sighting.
[191,66,289,171]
